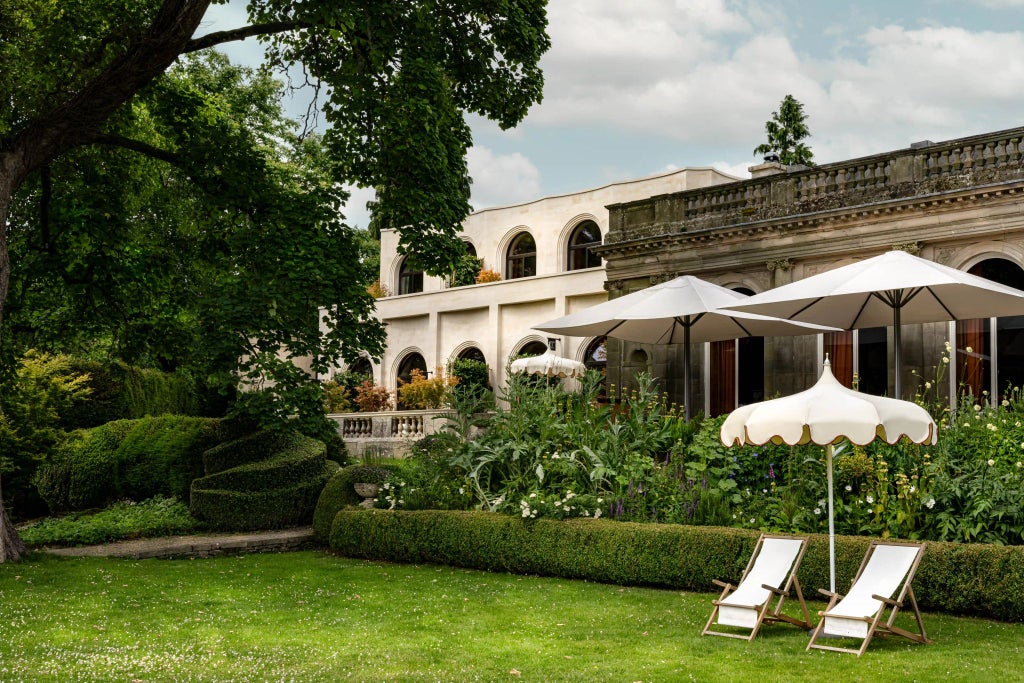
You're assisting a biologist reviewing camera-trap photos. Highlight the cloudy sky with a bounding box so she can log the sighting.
[202,0,1024,227]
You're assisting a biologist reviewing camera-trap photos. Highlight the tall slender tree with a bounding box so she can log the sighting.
[0,0,550,562]
[753,94,814,166]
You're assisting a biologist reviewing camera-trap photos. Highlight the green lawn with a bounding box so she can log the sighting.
[0,551,1021,682]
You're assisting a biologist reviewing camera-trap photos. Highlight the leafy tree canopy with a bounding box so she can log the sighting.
[753,94,814,167]
[0,0,550,560]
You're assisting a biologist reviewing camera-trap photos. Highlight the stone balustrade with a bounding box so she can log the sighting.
[605,126,1024,246]
[329,409,446,457]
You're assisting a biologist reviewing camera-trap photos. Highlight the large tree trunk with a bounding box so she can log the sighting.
[0,166,26,564]
[0,0,213,562]
[0,470,25,563]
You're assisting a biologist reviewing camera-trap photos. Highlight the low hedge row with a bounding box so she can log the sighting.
[36,416,224,512]
[190,430,336,531]
[328,509,1024,622]
[311,464,405,543]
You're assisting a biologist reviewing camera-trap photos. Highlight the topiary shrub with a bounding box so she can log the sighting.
[312,464,402,543]
[35,416,225,512]
[329,510,1024,622]
[189,430,338,531]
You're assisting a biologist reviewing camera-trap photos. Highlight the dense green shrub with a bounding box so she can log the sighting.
[329,509,1024,622]
[312,463,402,543]
[190,430,337,531]
[448,358,490,396]
[60,359,201,429]
[190,465,338,531]
[19,495,201,547]
[0,351,93,518]
[35,416,225,512]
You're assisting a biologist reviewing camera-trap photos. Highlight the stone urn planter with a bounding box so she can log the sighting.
[354,482,380,508]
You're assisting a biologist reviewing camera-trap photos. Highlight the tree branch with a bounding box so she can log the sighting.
[8,0,212,187]
[183,22,308,54]
[92,134,180,165]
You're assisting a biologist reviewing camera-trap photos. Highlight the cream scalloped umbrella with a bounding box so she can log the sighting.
[720,359,937,592]
[509,338,587,379]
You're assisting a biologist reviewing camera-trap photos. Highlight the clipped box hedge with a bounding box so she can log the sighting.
[36,416,224,512]
[329,509,1024,622]
[190,461,339,531]
[190,430,336,531]
[312,464,406,543]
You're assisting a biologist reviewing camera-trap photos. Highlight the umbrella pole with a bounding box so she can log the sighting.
[826,443,836,593]
[683,318,692,421]
[894,300,903,400]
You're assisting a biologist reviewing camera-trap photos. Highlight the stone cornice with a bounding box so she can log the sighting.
[602,125,1024,258]
[599,178,1024,258]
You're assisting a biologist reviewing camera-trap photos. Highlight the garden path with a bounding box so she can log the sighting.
[43,527,314,560]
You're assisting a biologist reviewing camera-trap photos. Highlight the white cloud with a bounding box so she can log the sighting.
[341,185,375,230]
[709,160,753,179]
[523,2,1024,168]
[467,147,542,209]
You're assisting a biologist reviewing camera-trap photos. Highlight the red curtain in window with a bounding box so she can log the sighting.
[825,331,854,388]
[957,318,987,398]
[710,340,735,416]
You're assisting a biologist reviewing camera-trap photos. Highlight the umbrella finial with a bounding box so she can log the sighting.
[823,353,831,367]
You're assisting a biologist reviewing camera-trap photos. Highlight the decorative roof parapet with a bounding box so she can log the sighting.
[603,126,1024,250]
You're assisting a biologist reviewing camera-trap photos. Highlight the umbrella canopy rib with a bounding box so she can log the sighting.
[924,286,958,319]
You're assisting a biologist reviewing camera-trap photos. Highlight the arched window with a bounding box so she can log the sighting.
[956,258,1024,400]
[396,352,427,389]
[567,220,602,271]
[515,340,548,359]
[458,346,486,364]
[348,357,372,379]
[506,232,537,279]
[398,257,423,295]
[583,337,607,372]
[464,242,477,258]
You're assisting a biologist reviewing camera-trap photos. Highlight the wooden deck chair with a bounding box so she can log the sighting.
[807,540,931,656]
[703,534,811,640]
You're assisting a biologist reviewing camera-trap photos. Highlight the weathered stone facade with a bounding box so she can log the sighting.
[601,126,1024,410]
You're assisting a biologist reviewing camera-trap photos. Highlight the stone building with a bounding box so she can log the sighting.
[364,167,738,394]
[601,126,1024,414]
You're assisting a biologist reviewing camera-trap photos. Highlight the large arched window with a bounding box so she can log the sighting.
[348,357,373,379]
[506,232,537,279]
[398,257,423,295]
[458,346,486,364]
[583,337,607,372]
[567,220,602,271]
[396,352,427,389]
[956,257,1024,400]
[515,340,548,359]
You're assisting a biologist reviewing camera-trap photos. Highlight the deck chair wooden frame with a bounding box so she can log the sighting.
[703,534,812,641]
[807,540,931,656]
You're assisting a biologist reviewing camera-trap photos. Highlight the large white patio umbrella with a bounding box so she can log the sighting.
[720,359,937,592]
[509,338,587,379]
[721,250,1024,398]
[533,276,838,419]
